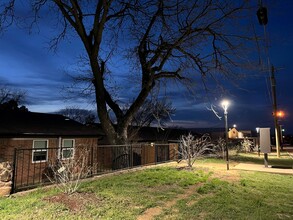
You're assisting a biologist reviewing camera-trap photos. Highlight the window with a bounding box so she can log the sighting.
[62,139,75,159]
[32,140,48,162]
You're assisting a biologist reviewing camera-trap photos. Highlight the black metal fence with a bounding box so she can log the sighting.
[12,143,178,193]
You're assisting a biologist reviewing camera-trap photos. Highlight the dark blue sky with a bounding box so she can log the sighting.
[1,1,293,134]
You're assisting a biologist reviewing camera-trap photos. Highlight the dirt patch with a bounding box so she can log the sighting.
[138,207,162,220]
[137,183,204,220]
[195,162,241,182]
[175,161,241,182]
[44,192,100,212]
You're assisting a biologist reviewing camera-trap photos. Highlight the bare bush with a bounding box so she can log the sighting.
[240,138,253,153]
[178,133,216,168]
[216,137,226,159]
[46,147,92,194]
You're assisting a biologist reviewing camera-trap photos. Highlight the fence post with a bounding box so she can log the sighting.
[11,148,17,194]
[91,145,94,177]
[130,144,133,168]
[155,144,157,164]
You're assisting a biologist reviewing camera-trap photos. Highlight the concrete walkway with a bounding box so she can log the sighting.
[233,163,293,175]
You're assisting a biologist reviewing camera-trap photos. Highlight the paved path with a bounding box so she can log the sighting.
[233,163,293,175]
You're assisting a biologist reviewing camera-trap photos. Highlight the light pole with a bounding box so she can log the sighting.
[256,127,260,156]
[221,100,230,170]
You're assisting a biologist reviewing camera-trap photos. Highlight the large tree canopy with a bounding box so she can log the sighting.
[0,0,257,144]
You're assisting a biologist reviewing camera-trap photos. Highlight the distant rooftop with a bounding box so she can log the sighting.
[0,110,103,137]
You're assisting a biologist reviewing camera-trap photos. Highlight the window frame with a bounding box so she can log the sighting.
[61,139,75,160]
[32,139,48,163]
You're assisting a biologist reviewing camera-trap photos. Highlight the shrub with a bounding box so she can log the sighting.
[45,146,93,194]
[240,138,253,153]
[178,133,217,168]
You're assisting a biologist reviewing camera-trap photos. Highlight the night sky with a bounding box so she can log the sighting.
[1,1,293,134]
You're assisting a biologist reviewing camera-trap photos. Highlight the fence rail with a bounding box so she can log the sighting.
[12,143,178,193]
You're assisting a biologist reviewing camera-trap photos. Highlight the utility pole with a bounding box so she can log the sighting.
[257,4,281,158]
[270,66,281,157]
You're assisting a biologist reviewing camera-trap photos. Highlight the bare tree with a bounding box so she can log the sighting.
[1,1,257,144]
[240,137,253,153]
[131,98,175,128]
[0,86,25,105]
[178,133,216,168]
[127,97,175,141]
[56,107,96,124]
[45,146,93,194]
[0,86,27,111]
[217,137,226,159]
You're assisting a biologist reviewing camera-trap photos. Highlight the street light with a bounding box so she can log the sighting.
[276,110,285,118]
[276,110,285,151]
[221,100,230,170]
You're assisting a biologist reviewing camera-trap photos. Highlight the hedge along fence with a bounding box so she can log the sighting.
[0,161,12,197]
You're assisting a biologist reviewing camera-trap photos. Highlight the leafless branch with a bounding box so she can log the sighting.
[0,0,15,32]
[178,133,217,168]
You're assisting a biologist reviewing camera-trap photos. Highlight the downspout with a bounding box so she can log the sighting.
[58,137,62,159]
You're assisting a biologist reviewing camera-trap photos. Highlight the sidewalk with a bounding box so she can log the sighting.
[233,163,293,175]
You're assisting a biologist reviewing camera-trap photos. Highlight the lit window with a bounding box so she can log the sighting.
[62,139,75,159]
[32,140,48,162]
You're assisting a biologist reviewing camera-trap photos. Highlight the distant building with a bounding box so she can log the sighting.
[228,127,238,139]
[228,128,252,139]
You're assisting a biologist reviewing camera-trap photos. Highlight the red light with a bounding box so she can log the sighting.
[276,111,285,118]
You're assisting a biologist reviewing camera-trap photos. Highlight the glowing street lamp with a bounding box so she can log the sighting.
[221,100,230,170]
[276,110,285,118]
[276,110,285,151]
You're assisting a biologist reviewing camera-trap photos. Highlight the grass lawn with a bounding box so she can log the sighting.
[0,154,292,219]
[230,151,293,167]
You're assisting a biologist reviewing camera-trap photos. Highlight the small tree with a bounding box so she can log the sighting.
[217,137,226,159]
[240,138,253,153]
[45,146,92,194]
[178,133,216,168]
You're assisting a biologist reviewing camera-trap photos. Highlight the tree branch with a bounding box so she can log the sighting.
[0,0,15,32]
[154,69,185,80]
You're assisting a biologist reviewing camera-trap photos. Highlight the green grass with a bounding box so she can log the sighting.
[157,172,293,220]
[79,167,209,219]
[231,152,293,167]
[0,158,292,220]
[0,167,209,220]
[0,188,63,220]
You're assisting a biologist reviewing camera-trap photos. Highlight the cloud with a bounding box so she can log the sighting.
[165,119,222,129]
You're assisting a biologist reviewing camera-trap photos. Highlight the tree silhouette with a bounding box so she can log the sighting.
[1,1,257,144]
[0,87,27,111]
